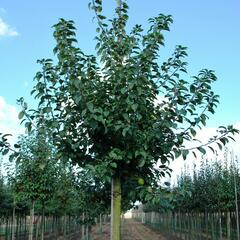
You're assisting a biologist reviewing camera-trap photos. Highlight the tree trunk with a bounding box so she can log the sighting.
[81,212,85,240]
[233,155,240,240]
[6,217,9,239]
[226,211,231,240]
[219,212,222,240]
[16,215,20,240]
[29,201,35,240]
[179,211,182,239]
[36,216,40,240]
[86,224,89,240]
[11,202,16,240]
[205,211,208,238]
[110,176,121,240]
[41,207,45,240]
[63,213,67,240]
[25,214,27,237]
[99,213,103,233]
[211,213,215,240]
[111,1,122,239]
[52,216,54,233]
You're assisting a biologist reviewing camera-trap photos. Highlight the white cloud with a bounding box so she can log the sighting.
[0,96,23,143]
[0,18,19,37]
[0,96,24,175]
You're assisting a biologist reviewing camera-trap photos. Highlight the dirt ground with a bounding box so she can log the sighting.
[91,219,180,240]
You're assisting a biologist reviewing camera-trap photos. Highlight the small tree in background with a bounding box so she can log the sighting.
[5,130,57,240]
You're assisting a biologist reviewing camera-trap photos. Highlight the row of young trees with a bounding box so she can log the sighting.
[173,151,240,213]
[137,151,240,239]
[0,131,111,240]
[0,0,239,239]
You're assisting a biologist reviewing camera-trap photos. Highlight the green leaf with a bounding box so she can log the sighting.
[197,146,206,155]
[138,159,145,168]
[190,85,196,93]
[217,142,223,150]
[190,128,196,137]
[103,111,109,117]
[164,182,171,187]
[26,122,32,133]
[120,87,127,94]
[88,2,92,10]
[87,102,94,113]
[182,149,189,160]
[227,136,235,142]
[122,113,130,122]
[131,104,138,112]
[18,111,25,120]
[109,149,123,160]
[110,162,117,168]
[208,146,215,154]
[122,127,128,137]
[82,109,87,117]
[98,15,106,20]
[220,137,228,145]
[127,152,133,159]
[2,149,9,155]
[9,154,14,162]
[43,107,52,113]
[174,150,181,159]
[95,0,102,5]
[139,150,147,159]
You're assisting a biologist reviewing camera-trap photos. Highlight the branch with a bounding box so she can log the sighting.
[91,0,112,55]
[42,68,61,137]
[181,131,232,152]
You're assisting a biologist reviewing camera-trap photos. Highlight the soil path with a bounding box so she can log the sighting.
[92,219,167,240]
[121,219,166,240]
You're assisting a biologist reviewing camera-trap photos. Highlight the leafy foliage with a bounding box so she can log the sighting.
[172,153,240,212]
[16,1,238,198]
[143,151,240,213]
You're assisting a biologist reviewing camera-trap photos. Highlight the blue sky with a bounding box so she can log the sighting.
[0,0,240,128]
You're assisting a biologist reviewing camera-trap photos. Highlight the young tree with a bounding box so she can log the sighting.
[16,1,238,239]
[10,131,57,240]
[73,168,111,238]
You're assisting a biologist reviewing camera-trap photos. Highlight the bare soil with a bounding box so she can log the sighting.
[91,219,181,240]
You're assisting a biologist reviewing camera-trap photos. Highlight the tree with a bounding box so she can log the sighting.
[16,1,238,239]
[10,131,57,240]
[73,168,111,238]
